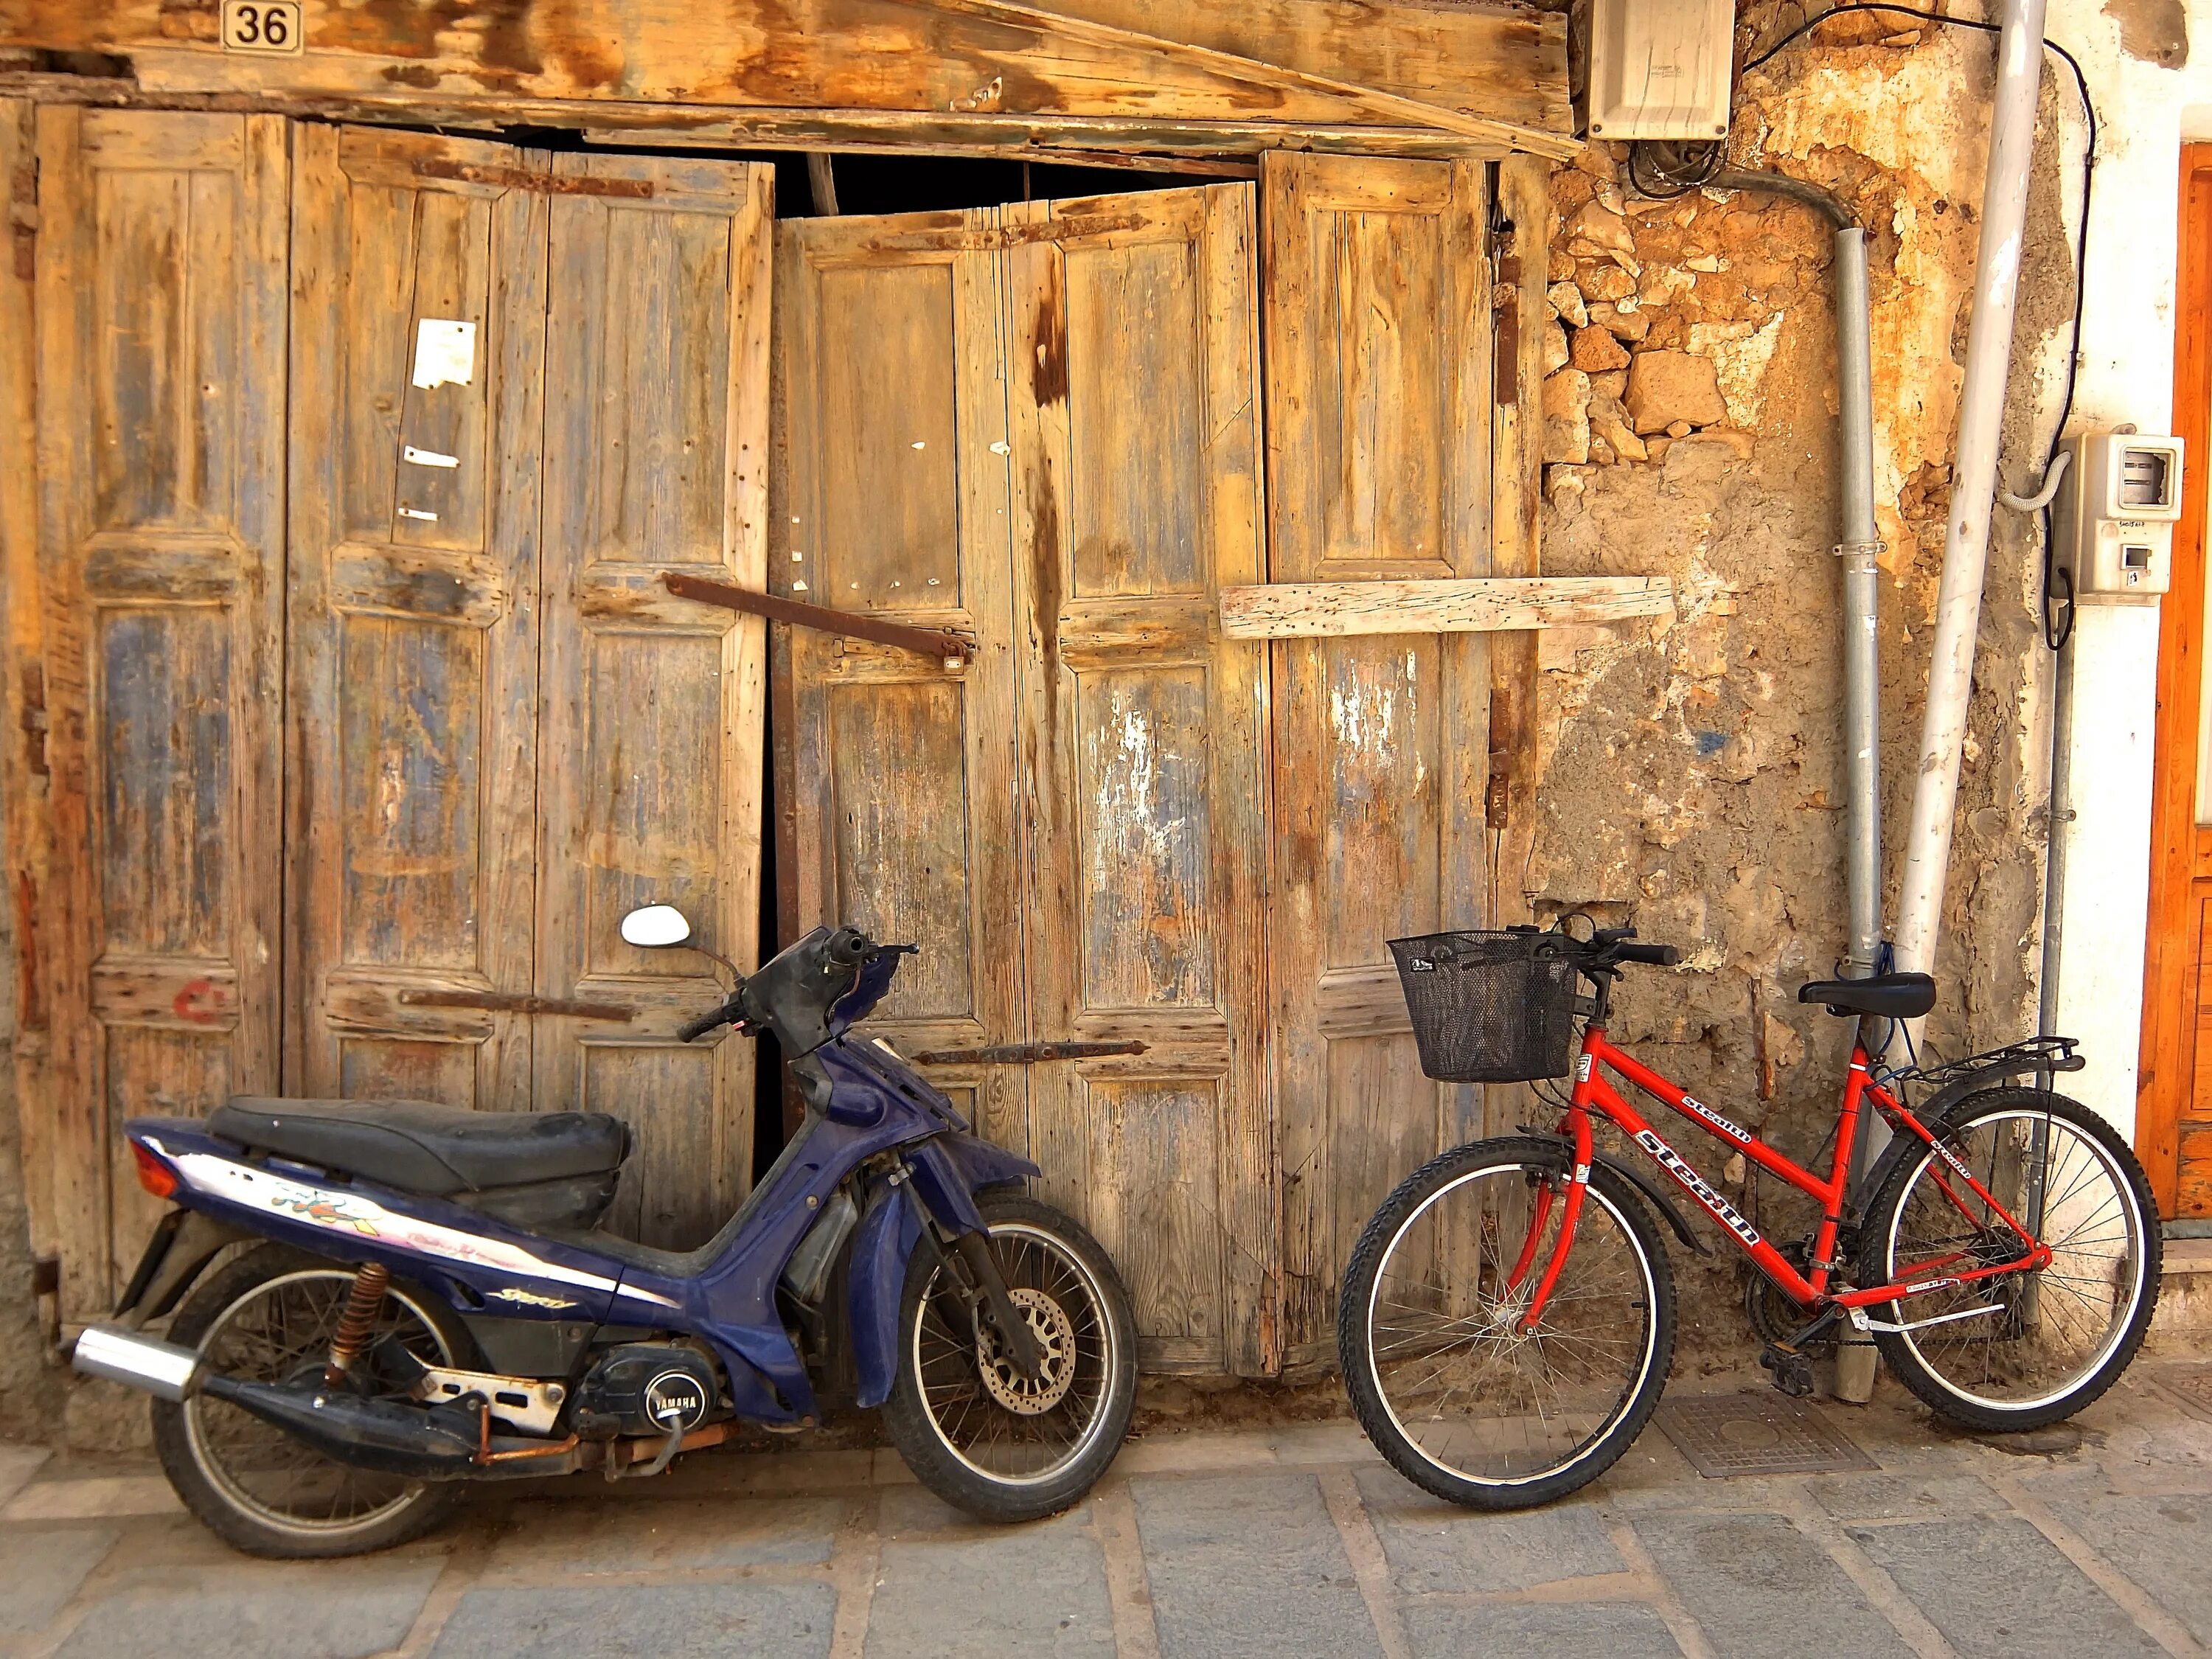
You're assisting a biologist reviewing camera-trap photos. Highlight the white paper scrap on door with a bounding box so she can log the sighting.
[411,319,478,389]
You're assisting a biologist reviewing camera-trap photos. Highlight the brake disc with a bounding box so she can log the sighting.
[975,1287,1077,1415]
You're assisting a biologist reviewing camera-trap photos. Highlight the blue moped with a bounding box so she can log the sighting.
[73,914,1139,1556]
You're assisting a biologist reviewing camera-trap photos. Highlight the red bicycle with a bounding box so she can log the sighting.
[1339,924,2162,1510]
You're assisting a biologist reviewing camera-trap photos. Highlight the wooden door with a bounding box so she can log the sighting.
[1003,187,1273,1374]
[34,109,289,1315]
[2140,145,2212,1217]
[287,126,549,1110]
[534,154,776,1249]
[776,207,1027,1151]
[1262,153,1495,1370]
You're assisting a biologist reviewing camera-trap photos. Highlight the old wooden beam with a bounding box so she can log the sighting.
[1218,577,1674,640]
[0,72,1525,160]
[0,1,1573,154]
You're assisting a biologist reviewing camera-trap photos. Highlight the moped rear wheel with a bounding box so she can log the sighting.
[1340,1137,1675,1509]
[152,1244,470,1557]
[885,1193,1137,1523]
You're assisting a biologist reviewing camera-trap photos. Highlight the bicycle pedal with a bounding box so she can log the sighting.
[1759,1343,1815,1399]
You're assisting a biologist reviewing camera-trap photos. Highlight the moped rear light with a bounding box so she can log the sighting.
[130,1141,178,1200]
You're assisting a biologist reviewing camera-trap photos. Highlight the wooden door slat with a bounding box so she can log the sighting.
[533,151,774,1250]
[35,106,288,1315]
[1262,150,1494,1371]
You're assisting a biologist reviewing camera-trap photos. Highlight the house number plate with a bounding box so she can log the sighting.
[220,1,305,55]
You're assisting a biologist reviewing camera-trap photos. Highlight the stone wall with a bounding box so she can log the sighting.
[1521,7,2081,1356]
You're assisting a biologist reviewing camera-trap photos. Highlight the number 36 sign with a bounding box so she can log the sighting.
[220,0,305,55]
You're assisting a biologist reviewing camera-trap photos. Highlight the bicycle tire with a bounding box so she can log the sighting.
[1338,1135,1676,1509]
[1857,1088,2160,1433]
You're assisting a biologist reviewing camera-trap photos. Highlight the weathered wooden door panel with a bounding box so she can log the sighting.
[777,208,1026,1152]
[1004,187,1273,1374]
[1262,153,1494,1368]
[35,108,289,1315]
[287,125,550,1111]
[535,153,774,1249]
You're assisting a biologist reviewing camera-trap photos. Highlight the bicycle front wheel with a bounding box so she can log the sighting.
[1859,1088,2160,1432]
[1338,1137,1675,1509]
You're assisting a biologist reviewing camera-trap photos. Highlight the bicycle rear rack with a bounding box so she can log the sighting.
[1879,1034,2083,1093]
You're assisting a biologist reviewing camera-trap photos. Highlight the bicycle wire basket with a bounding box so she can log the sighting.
[1387,929,1585,1083]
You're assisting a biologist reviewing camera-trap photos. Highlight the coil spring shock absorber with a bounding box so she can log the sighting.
[324,1262,392,1386]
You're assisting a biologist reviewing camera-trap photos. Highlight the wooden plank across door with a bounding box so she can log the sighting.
[287,125,550,1110]
[1003,184,1273,1375]
[33,108,288,1316]
[776,206,1026,1153]
[535,152,775,1249]
[1262,151,1494,1372]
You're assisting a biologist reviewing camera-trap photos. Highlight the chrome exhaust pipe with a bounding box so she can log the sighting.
[72,1324,205,1402]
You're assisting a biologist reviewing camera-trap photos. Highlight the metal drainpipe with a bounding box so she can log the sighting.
[1890,0,2050,1026]
[1707,167,1883,1400]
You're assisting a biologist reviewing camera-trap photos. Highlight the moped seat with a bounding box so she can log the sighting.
[209,1096,630,1198]
[1795,972,1936,1020]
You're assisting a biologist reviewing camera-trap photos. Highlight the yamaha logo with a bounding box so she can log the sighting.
[644,1369,710,1430]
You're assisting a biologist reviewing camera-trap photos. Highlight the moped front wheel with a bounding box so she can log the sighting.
[884,1193,1137,1523]
[1339,1137,1675,1509]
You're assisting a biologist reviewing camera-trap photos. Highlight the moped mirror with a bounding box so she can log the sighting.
[620,905,693,948]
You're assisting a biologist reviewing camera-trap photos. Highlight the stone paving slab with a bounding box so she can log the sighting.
[0,1526,116,1636]
[1402,1599,1684,1659]
[1352,1466,1623,1595]
[2026,1487,2212,1645]
[53,1557,445,1659]
[482,1494,843,1576]
[1850,1513,2163,1659]
[427,1582,838,1659]
[0,1444,47,1512]
[1131,1471,1380,1659]
[1629,1511,1914,1659]
[866,1489,1114,1659]
[0,1475,178,1522]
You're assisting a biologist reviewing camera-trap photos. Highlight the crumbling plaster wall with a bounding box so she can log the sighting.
[1524,10,2083,1346]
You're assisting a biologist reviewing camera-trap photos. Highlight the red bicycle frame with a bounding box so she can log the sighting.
[1512,1017,2053,1332]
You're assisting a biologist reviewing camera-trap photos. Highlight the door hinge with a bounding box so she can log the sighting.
[18,662,46,777]
[413,159,653,199]
[397,989,636,1021]
[10,158,37,283]
[909,1040,1150,1065]
[663,571,973,667]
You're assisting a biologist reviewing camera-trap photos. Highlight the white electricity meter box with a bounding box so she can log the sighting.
[2051,431,2185,599]
[1578,0,1737,142]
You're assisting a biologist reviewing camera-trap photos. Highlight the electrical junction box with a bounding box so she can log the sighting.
[1580,0,1737,142]
[2052,431,2185,599]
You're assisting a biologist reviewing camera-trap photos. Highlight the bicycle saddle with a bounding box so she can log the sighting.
[1795,972,1935,1019]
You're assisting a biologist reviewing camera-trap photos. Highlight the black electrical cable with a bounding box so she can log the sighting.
[1739,4,2098,650]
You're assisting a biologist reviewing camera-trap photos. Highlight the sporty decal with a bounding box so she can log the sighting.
[1678,1094,1752,1144]
[167,1149,680,1308]
[1632,1128,1763,1249]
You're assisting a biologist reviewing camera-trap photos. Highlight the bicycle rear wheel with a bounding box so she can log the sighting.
[1338,1136,1674,1509]
[1859,1088,2160,1432]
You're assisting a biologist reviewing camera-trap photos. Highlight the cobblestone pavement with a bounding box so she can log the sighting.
[4,1368,2212,1659]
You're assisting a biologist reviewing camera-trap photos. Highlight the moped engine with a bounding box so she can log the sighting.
[571,1344,721,1439]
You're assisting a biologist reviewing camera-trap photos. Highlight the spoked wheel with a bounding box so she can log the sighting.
[1860,1088,2160,1431]
[152,1244,470,1557]
[1340,1137,1675,1509]
[884,1194,1136,1523]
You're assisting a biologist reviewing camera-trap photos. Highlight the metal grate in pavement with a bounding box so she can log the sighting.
[1654,1391,1879,1478]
